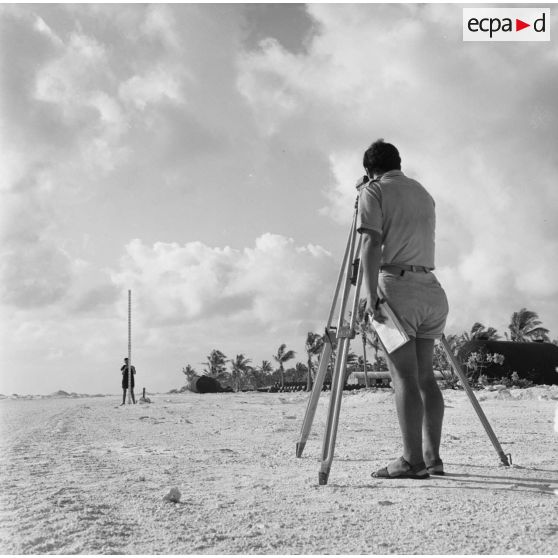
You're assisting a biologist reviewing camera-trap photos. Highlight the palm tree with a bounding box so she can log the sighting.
[256,360,273,386]
[346,350,359,365]
[305,332,324,391]
[506,308,550,342]
[444,333,463,352]
[479,326,500,340]
[273,344,296,388]
[352,298,386,385]
[461,322,500,342]
[230,354,252,392]
[181,364,197,381]
[294,362,308,383]
[433,334,462,386]
[250,360,273,389]
[354,298,371,387]
[258,360,273,374]
[360,303,382,367]
[203,349,228,384]
[344,350,360,384]
[257,360,273,374]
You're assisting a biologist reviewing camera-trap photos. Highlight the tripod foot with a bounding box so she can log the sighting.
[500,453,512,467]
[318,471,329,485]
[295,441,306,458]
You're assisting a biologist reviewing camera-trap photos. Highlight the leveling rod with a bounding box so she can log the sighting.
[127,289,132,405]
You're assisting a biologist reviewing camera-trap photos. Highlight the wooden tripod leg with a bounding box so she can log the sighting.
[440,335,511,466]
[295,195,363,484]
[318,336,352,485]
[296,338,333,457]
[296,210,357,457]
[317,232,364,484]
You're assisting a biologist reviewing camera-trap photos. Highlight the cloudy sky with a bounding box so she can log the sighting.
[1,3,557,395]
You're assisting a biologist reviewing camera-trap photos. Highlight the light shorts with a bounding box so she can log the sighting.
[378,270,449,340]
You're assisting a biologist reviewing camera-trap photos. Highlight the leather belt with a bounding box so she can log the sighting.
[381,264,432,275]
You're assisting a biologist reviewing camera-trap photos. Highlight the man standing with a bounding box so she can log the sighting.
[120,357,136,405]
[357,139,449,479]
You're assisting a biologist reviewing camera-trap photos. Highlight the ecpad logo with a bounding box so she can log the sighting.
[463,8,550,41]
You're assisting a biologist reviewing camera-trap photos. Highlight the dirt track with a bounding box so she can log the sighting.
[1,387,557,554]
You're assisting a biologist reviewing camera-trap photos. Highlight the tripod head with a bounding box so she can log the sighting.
[353,174,370,210]
[355,175,369,191]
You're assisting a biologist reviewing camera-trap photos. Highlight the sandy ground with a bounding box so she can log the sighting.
[1,386,557,555]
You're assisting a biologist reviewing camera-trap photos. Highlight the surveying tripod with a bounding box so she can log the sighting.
[296,192,511,485]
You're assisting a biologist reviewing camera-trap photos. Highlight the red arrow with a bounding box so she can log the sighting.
[516,19,530,31]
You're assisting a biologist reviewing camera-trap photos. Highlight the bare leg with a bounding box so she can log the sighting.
[131,389,136,404]
[416,338,444,465]
[121,389,126,405]
[386,338,424,466]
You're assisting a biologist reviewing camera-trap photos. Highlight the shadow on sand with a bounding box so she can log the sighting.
[317,464,558,494]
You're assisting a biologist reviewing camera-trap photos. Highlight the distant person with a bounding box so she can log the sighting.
[120,357,136,405]
[357,139,449,479]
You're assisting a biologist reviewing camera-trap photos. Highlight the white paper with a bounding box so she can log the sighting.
[371,299,410,354]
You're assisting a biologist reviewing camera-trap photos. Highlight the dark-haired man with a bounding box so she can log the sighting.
[120,357,136,405]
[357,139,449,479]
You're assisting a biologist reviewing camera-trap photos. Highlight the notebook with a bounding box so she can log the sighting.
[371,298,410,354]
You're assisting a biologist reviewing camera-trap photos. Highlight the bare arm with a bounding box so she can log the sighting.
[360,229,383,318]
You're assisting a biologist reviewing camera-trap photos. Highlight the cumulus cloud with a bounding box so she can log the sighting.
[34,31,109,106]
[0,4,254,315]
[0,243,73,308]
[119,69,184,111]
[111,233,336,330]
[71,284,121,314]
[319,151,364,224]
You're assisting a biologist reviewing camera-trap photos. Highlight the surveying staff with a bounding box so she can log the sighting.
[120,357,136,405]
[357,139,449,479]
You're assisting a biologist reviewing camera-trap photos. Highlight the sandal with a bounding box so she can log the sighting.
[371,456,430,479]
[426,458,444,476]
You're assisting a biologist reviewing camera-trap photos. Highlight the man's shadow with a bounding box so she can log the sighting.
[435,465,558,494]
[347,465,558,494]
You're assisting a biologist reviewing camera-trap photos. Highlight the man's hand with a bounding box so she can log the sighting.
[366,296,387,324]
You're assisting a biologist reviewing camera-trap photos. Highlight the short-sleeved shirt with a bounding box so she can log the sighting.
[357,170,436,269]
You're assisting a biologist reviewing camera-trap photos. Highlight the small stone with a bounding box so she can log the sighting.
[163,487,181,503]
